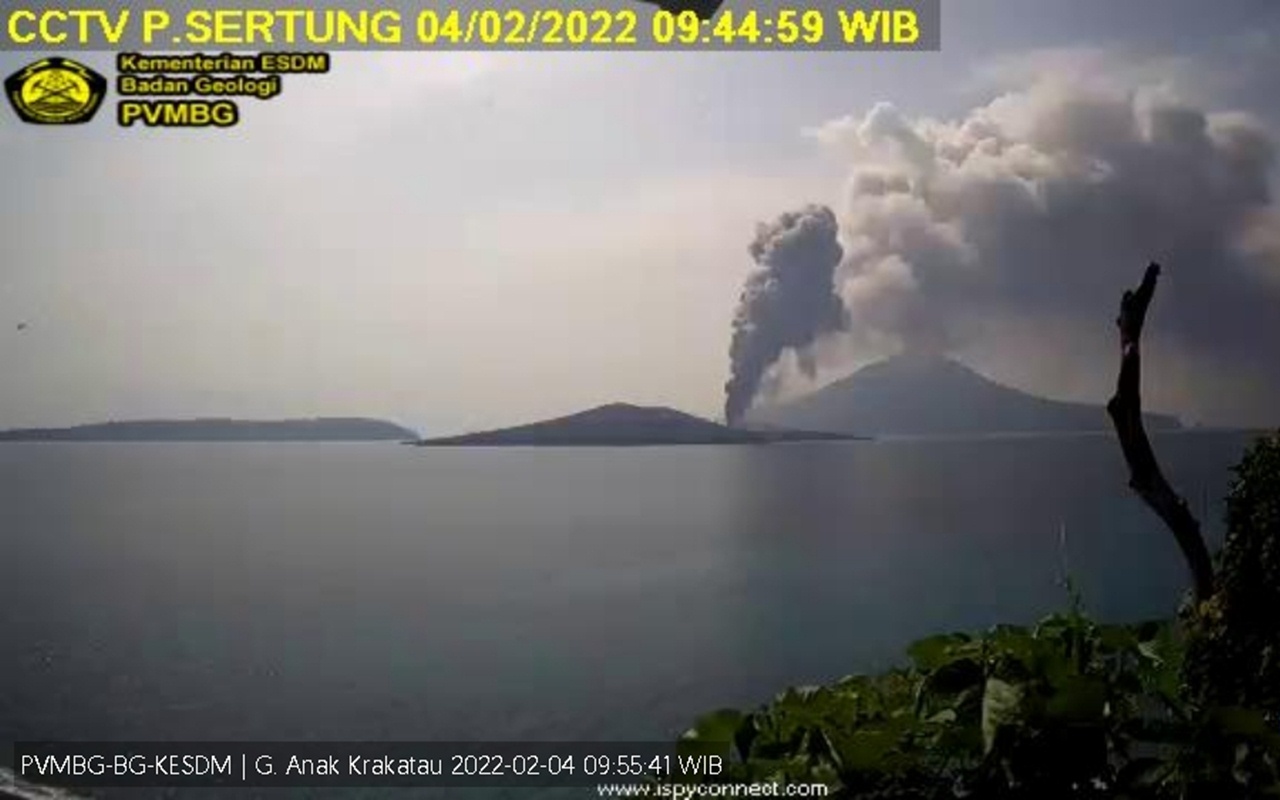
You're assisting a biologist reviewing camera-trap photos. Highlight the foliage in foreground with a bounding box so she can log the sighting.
[674,612,1280,798]
[672,434,1280,798]
[1183,434,1280,717]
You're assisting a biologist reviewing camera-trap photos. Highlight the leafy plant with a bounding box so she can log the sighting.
[673,612,1279,799]
[1183,433,1280,718]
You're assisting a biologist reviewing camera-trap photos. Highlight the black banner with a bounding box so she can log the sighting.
[13,741,730,788]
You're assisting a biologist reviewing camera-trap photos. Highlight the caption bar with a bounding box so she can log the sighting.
[14,741,730,788]
[0,0,941,52]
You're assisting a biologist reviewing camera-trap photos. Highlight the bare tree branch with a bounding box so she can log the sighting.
[1106,263,1215,602]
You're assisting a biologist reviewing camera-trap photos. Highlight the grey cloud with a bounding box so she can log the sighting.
[804,78,1280,423]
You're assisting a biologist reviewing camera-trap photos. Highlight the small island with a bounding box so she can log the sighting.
[0,418,419,442]
[412,403,864,447]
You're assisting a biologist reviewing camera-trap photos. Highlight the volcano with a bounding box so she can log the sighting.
[746,355,1181,437]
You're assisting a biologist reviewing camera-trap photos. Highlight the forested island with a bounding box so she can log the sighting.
[0,418,418,442]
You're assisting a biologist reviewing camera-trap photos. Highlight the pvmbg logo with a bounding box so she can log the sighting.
[5,57,107,124]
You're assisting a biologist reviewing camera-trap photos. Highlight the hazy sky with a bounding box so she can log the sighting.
[2,0,1278,434]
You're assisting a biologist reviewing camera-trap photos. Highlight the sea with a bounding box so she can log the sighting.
[0,430,1264,799]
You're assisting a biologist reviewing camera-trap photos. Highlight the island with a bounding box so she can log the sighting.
[0,418,419,442]
[412,403,863,447]
[748,355,1183,437]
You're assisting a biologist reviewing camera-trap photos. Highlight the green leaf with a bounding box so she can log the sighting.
[982,678,1025,754]
[923,657,984,698]
[907,633,972,671]
[1098,624,1139,653]
[1136,639,1163,663]
[924,709,957,725]
[986,626,1046,678]
[1045,675,1108,723]
[837,727,900,771]
[681,708,744,759]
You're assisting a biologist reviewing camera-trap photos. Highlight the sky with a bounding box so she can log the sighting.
[2,0,1279,435]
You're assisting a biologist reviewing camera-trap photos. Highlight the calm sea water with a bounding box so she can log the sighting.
[0,432,1262,797]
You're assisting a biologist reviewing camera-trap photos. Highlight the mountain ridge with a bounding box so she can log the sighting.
[748,355,1182,436]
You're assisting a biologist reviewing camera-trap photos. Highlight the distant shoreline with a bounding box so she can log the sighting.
[0,418,418,443]
[0,414,1264,447]
[406,428,1271,448]
[1,425,1263,447]
[410,435,872,448]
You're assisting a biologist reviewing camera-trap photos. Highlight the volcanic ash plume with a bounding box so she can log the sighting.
[724,205,846,425]
[800,77,1280,424]
[820,90,1279,363]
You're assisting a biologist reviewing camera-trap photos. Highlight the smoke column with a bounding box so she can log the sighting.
[724,205,846,425]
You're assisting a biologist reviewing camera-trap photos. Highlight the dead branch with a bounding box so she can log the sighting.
[1106,263,1215,602]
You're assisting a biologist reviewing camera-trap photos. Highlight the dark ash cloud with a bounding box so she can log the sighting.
[724,205,846,424]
